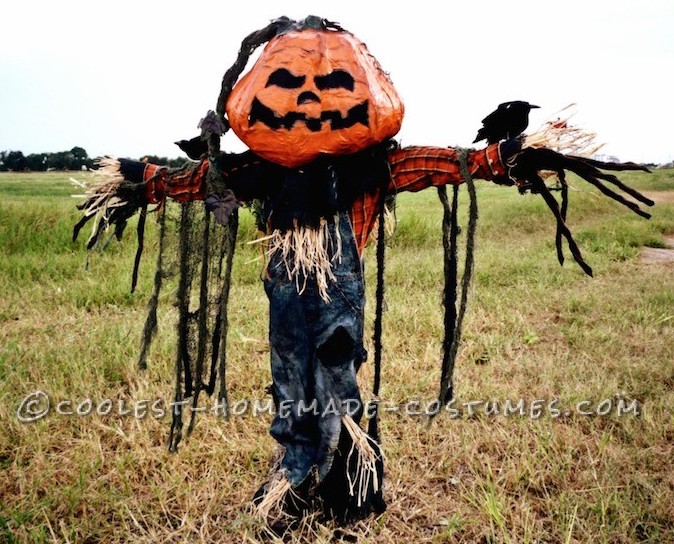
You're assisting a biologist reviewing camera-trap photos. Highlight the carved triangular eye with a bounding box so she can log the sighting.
[266,68,306,89]
[315,70,354,91]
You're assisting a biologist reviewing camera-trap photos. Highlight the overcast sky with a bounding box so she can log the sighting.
[1,0,672,164]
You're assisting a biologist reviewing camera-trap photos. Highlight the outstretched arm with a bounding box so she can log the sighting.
[387,142,513,191]
[119,151,271,204]
[73,152,272,247]
[74,157,211,248]
[382,139,653,277]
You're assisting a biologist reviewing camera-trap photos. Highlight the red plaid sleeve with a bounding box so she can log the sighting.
[143,160,210,204]
[387,143,506,192]
[349,143,507,255]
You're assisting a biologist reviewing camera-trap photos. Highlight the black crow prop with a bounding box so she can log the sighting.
[473,100,540,144]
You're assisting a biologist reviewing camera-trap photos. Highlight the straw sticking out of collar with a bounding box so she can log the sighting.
[255,215,343,302]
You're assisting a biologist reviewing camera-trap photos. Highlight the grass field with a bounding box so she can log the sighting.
[1,168,673,543]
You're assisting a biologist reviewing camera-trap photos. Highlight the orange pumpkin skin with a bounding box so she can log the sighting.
[226,29,404,168]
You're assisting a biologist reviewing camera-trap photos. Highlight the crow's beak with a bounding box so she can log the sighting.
[530,105,540,109]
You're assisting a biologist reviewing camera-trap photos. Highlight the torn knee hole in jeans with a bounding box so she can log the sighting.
[317,326,356,367]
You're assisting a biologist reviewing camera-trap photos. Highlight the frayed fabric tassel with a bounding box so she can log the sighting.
[372,204,397,240]
[252,471,293,523]
[342,415,383,508]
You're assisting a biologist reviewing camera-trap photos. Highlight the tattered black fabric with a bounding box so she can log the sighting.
[128,201,238,452]
[213,142,393,232]
[509,148,653,276]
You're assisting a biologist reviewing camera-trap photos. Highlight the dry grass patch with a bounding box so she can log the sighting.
[1,170,674,542]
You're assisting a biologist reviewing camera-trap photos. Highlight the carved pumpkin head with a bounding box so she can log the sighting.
[226,26,404,168]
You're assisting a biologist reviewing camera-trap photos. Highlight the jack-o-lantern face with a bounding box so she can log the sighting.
[226,29,404,168]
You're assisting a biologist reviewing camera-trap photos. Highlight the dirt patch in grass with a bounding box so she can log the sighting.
[640,235,674,264]
[641,246,674,263]
[639,191,674,263]
[642,190,674,205]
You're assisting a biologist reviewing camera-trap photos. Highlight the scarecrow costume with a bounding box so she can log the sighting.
[75,15,653,527]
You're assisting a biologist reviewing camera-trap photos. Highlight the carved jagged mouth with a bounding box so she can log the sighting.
[249,97,369,132]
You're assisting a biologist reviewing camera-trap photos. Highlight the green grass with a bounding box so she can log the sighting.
[1,169,673,543]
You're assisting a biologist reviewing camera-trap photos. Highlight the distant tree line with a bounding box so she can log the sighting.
[0,147,190,172]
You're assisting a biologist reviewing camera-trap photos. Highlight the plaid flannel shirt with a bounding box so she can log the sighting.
[140,144,507,255]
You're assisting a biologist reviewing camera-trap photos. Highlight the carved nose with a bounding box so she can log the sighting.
[297,91,320,105]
